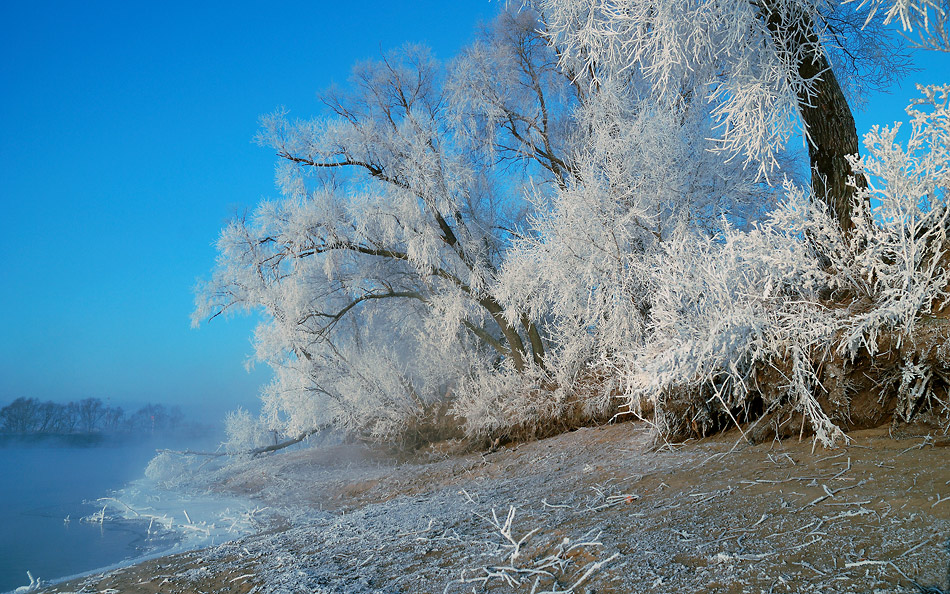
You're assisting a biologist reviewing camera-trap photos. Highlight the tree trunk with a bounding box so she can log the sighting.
[764,3,866,233]
[521,314,547,369]
[796,42,864,234]
[480,296,528,371]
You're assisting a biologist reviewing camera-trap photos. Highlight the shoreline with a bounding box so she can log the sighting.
[29,544,260,594]
[8,476,265,594]
[8,541,189,594]
[37,423,950,593]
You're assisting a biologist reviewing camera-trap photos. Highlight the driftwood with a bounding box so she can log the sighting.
[155,448,228,457]
[157,427,325,458]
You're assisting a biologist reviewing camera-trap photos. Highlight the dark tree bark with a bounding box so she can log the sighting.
[764,2,866,233]
[795,41,865,234]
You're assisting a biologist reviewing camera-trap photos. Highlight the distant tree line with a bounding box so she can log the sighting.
[0,397,187,436]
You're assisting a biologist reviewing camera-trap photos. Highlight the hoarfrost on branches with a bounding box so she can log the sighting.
[195,11,567,444]
[535,0,915,230]
[619,86,950,445]
[225,408,275,453]
[496,79,771,417]
[838,84,950,357]
[195,4,948,449]
[848,0,950,49]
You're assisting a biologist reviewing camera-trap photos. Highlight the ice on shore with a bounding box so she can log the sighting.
[81,476,268,554]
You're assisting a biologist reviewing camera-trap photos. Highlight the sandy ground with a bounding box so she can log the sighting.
[39,421,950,593]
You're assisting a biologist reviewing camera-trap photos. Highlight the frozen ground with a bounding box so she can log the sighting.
[38,422,950,593]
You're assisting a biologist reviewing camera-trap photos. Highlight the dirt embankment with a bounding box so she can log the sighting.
[41,422,950,594]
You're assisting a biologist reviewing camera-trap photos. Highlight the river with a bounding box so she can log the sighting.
[0,434,238,592]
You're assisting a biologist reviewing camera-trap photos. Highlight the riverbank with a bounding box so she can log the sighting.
[38,422,950,593]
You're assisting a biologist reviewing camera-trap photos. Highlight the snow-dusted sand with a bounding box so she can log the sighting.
[38,422,950,593]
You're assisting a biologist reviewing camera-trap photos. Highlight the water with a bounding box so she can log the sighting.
[0,437,178,592]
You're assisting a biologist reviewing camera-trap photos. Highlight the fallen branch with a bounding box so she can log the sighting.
[845,559,913,581]
[156,426,325,458]
[803,479,868,507]
[155,448,227,457]
[247,428,323,455]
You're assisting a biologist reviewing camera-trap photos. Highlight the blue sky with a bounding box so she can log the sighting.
[0,1,947,423]
[0,0,497,421]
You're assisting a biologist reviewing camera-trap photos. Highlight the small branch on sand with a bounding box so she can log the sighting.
[899,535,935,558]
[844,559,913,581]
[802,479,867,507]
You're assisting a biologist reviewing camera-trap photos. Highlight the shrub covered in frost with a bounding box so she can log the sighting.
[616,86,950,445]
[224,408,277,453]
[145,452,199,489]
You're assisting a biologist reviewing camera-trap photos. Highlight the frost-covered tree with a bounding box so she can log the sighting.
[493,2,949,445]
[496,80,773,412]
[196,4,947,449]
[535,0,916,231]
[620,85,950,445]
[852,0,950,50]
[195,11,581,442]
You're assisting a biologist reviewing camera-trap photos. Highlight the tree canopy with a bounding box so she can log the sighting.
[197,3,950,448]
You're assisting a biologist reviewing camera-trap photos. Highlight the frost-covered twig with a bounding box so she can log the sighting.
[13,571,40,594]
[845,559,913,581]
[536,553,620,594]
[489,507,539,563]
[446,495,618,593]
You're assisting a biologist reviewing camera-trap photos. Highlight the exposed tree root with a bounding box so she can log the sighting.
[657,319,950,445]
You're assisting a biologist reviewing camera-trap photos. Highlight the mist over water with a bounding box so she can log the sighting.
[0,434,220,592]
